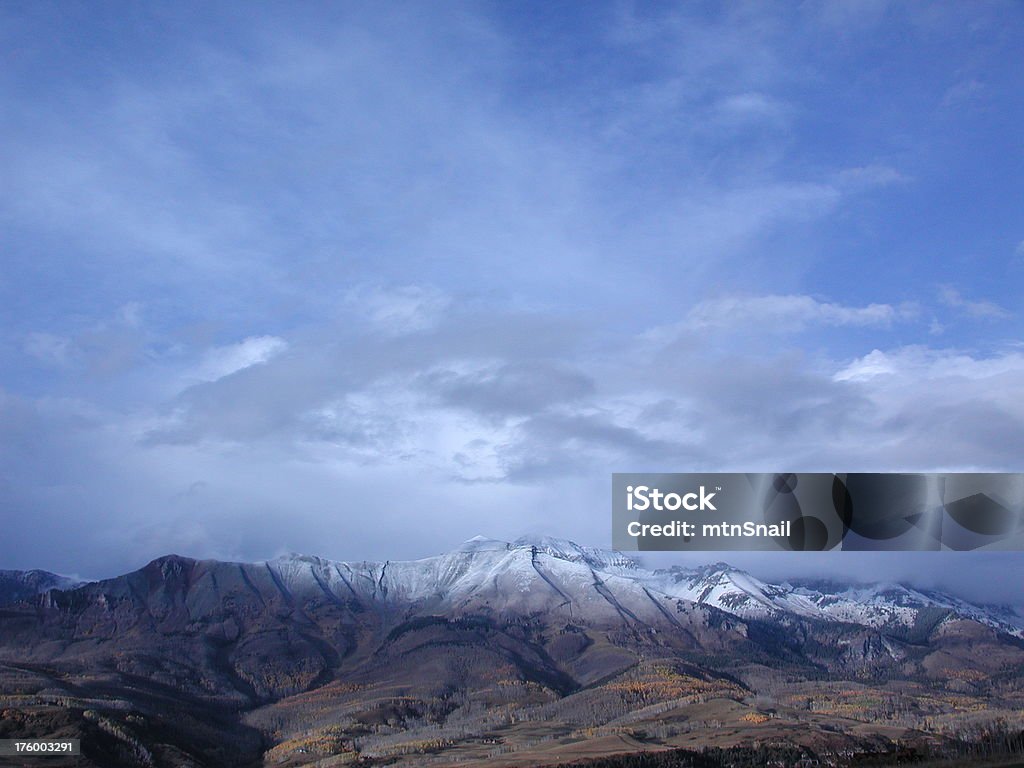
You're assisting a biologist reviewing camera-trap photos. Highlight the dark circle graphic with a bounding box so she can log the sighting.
[832,475,853,532]
[773,473,798,493]
[789,516,829,551]
[763,494,802,528]
[945,494,1018,535]
[840,474,921,540]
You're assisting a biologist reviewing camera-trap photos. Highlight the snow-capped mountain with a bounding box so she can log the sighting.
[248,535,1024,638]
[651,561,1024,637]
[5,536,1020,639]
[260,535,694,627]
[0,568,82,606]
[5,533,1024,768]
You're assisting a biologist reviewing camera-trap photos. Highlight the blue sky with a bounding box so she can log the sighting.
[2,2,1024,594]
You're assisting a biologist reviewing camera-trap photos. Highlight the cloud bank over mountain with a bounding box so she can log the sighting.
[1,3,1023,580]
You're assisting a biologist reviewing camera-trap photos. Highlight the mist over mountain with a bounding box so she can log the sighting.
[0,569,81,607]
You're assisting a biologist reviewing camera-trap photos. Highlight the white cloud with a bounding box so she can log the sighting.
[192,336,288,383]
[713,92,789,126]
[8,289,1024,575]
[347,285,451,335]
[938,286,1012,319]
[23,332,76,368]
[826,345,1024,470]
[838,345,1024,383]
[684,294,910,332]
[835,164,908,189]
[832,348,896,382]
[942,78,984,108]
[118,302,144,327]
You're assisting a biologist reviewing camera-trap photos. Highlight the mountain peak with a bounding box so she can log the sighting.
[142,554,197,572]
[273,552,335,565]
[698,561,748,576]
[0,569,84,607]
[511,535,639,571]
[456,535,511,553]
[660,561,748,578]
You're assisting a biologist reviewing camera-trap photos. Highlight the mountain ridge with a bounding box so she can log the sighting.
[4,535,1022,638]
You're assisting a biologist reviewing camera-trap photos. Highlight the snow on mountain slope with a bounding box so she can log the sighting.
[263,538,700,629]
[0,569,83,606]
[259,536,1023,638]
[511,535,640,572]
[788,580,1024,637]
[653,562,1024,637]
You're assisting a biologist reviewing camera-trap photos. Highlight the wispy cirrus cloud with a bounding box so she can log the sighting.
[23,333,77,369]
[938,286,1012,320]
[682,294,914,332]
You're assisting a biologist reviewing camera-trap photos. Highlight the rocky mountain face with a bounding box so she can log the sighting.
[1,537,1023,767]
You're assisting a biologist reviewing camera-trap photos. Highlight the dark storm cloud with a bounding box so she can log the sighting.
[498,411,697,483]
